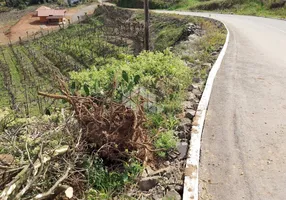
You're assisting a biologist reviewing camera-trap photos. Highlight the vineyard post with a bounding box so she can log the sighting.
[144,0,150,51]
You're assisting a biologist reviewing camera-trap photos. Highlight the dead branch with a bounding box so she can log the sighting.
[38,91,70,102]
[32,166,71,200]
[0,146,69,200]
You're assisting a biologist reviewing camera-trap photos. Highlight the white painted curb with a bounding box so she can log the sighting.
[182,20,230,200]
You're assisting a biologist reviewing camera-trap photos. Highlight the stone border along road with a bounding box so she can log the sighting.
[152,9,230,199]
[182,21,230,200]
[153,10,230,200]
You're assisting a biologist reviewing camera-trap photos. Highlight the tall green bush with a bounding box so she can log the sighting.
[70,50,193,106]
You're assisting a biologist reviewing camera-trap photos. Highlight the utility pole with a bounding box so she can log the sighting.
[144,0,150,51]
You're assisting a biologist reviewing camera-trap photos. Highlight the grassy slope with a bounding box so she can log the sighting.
[0,7,227,199]
[0,8,200,116]
[170,0,286,19]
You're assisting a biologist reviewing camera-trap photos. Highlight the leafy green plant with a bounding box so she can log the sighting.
[164,115,179,130]
[145,113,165,129]
[86,157,143,199]
[70,50,192,103]
[154,130,178,158]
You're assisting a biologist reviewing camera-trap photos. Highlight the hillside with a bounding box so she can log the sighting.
[115,0,286,18]
[0,6,204,116]
[0,5,226,200]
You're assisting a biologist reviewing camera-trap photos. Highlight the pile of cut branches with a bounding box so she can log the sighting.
[0,77,155,199]
[38,79,154,164]
[0,111,86,200]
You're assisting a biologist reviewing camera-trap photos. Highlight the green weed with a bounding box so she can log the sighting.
[86,157,143,199]
[154,130,178,158]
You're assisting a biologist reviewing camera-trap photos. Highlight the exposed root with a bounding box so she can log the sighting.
[38,79,154,163]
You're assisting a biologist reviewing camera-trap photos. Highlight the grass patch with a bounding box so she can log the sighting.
[170,0,286,19]
[154,130,178,158]
[116,0,179,9]
[228,1,286,18]
[86,158,143,199]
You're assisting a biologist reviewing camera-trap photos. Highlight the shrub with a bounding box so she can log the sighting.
[69,50,192,104]
[154,130,178,157]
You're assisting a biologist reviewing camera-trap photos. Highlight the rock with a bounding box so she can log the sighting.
[182,101,193,109]
[193,103,199,110]
[176,124,186,132]
[192,77,201,83]
[141,194,152,200]
[0,154,14,165]
[194,59,200,64]
[159,185,165,192]
[177,118,192,132]
[211,52,218,56]
[194,97,200,103]
[139,176,161,191]
[188,34,199,41]
[153,193,164,200]
[176,131,186,139]
[167,185,176,191]
[187,92,196,100]
[168,151,178,160]
[192,83,203,90]
[185,109,196,120]
[164,161,170,166]
[186,23,195,34]
[192,88,202,99]
[163,190,181,200]
[168,176,176,183]
[142,165,155,178]
[175,185,183,194]
[177,142,188,160]
[148,167,173,177]
[188,98,197,106]
[202,63,212,68]
[187,84,194,91]
[180,117,192,125]
[150,185,165,200]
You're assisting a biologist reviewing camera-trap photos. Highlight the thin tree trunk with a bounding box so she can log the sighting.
[144,0,150,51]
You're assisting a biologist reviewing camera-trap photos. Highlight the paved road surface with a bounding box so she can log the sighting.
[156,11,286,200]
[197,14,286,200]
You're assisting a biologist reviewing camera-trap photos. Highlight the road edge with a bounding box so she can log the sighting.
[183,20,230,200]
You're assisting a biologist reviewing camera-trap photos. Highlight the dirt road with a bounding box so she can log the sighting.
[65,3,98,23]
